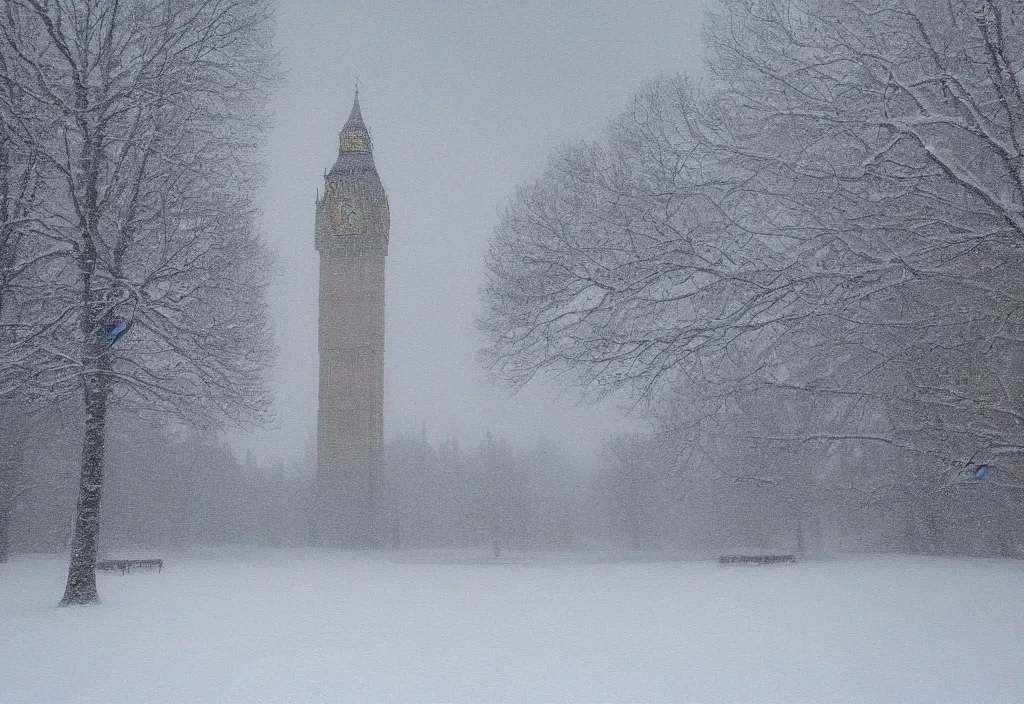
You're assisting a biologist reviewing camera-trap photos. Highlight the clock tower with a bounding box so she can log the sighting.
[314,92,389,547]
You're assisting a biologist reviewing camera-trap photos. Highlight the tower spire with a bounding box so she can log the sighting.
[343,91,365,132]
[338,89,369,154]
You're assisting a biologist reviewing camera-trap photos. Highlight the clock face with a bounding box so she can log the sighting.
[331,199,365,235]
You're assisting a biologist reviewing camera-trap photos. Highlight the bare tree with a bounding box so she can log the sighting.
[0,0,276,604]
[478,0,1024,556]
[481,0,1024,472]
[479,76,793,402]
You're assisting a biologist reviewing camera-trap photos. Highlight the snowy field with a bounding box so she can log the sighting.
[2,550,1023,703]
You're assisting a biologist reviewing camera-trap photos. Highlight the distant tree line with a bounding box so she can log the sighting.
[6,407,1020,558]
[7,419,588,557]
[379,432,585,554]
[7,408,310,554]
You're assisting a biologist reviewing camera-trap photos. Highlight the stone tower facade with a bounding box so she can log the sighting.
[314,93,389,547]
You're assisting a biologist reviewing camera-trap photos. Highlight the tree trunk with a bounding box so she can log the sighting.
[629,476,642,551]
[0,411,21,564]
[492,513,500,559]
[60,372,110,606]
[0,506,10,564]
[795,510,805,557]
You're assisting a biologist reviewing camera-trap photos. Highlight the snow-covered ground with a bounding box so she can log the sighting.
[2,550,1022,703]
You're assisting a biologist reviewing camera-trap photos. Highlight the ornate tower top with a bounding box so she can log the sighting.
[317,90,389,254]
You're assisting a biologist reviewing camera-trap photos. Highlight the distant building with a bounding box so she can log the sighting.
[314,92,389,547]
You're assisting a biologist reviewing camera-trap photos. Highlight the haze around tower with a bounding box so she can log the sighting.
[244,0,706,464]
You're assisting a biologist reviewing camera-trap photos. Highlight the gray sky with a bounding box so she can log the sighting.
[240,0,706,464]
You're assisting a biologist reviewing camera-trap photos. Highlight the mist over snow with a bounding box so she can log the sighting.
[4,551,1023,703]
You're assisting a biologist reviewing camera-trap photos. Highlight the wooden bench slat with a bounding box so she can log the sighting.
[718,555,797,565]
[96,558,163,574]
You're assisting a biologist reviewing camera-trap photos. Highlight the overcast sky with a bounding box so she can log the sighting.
[239,0,707,464]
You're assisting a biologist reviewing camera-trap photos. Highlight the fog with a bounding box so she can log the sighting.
[241,0,705,464]
[3,0,1024,698]
[4,0,1021,563]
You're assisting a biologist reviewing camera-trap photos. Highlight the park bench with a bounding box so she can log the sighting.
[718,554,796,565]
[96,558,163,574]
